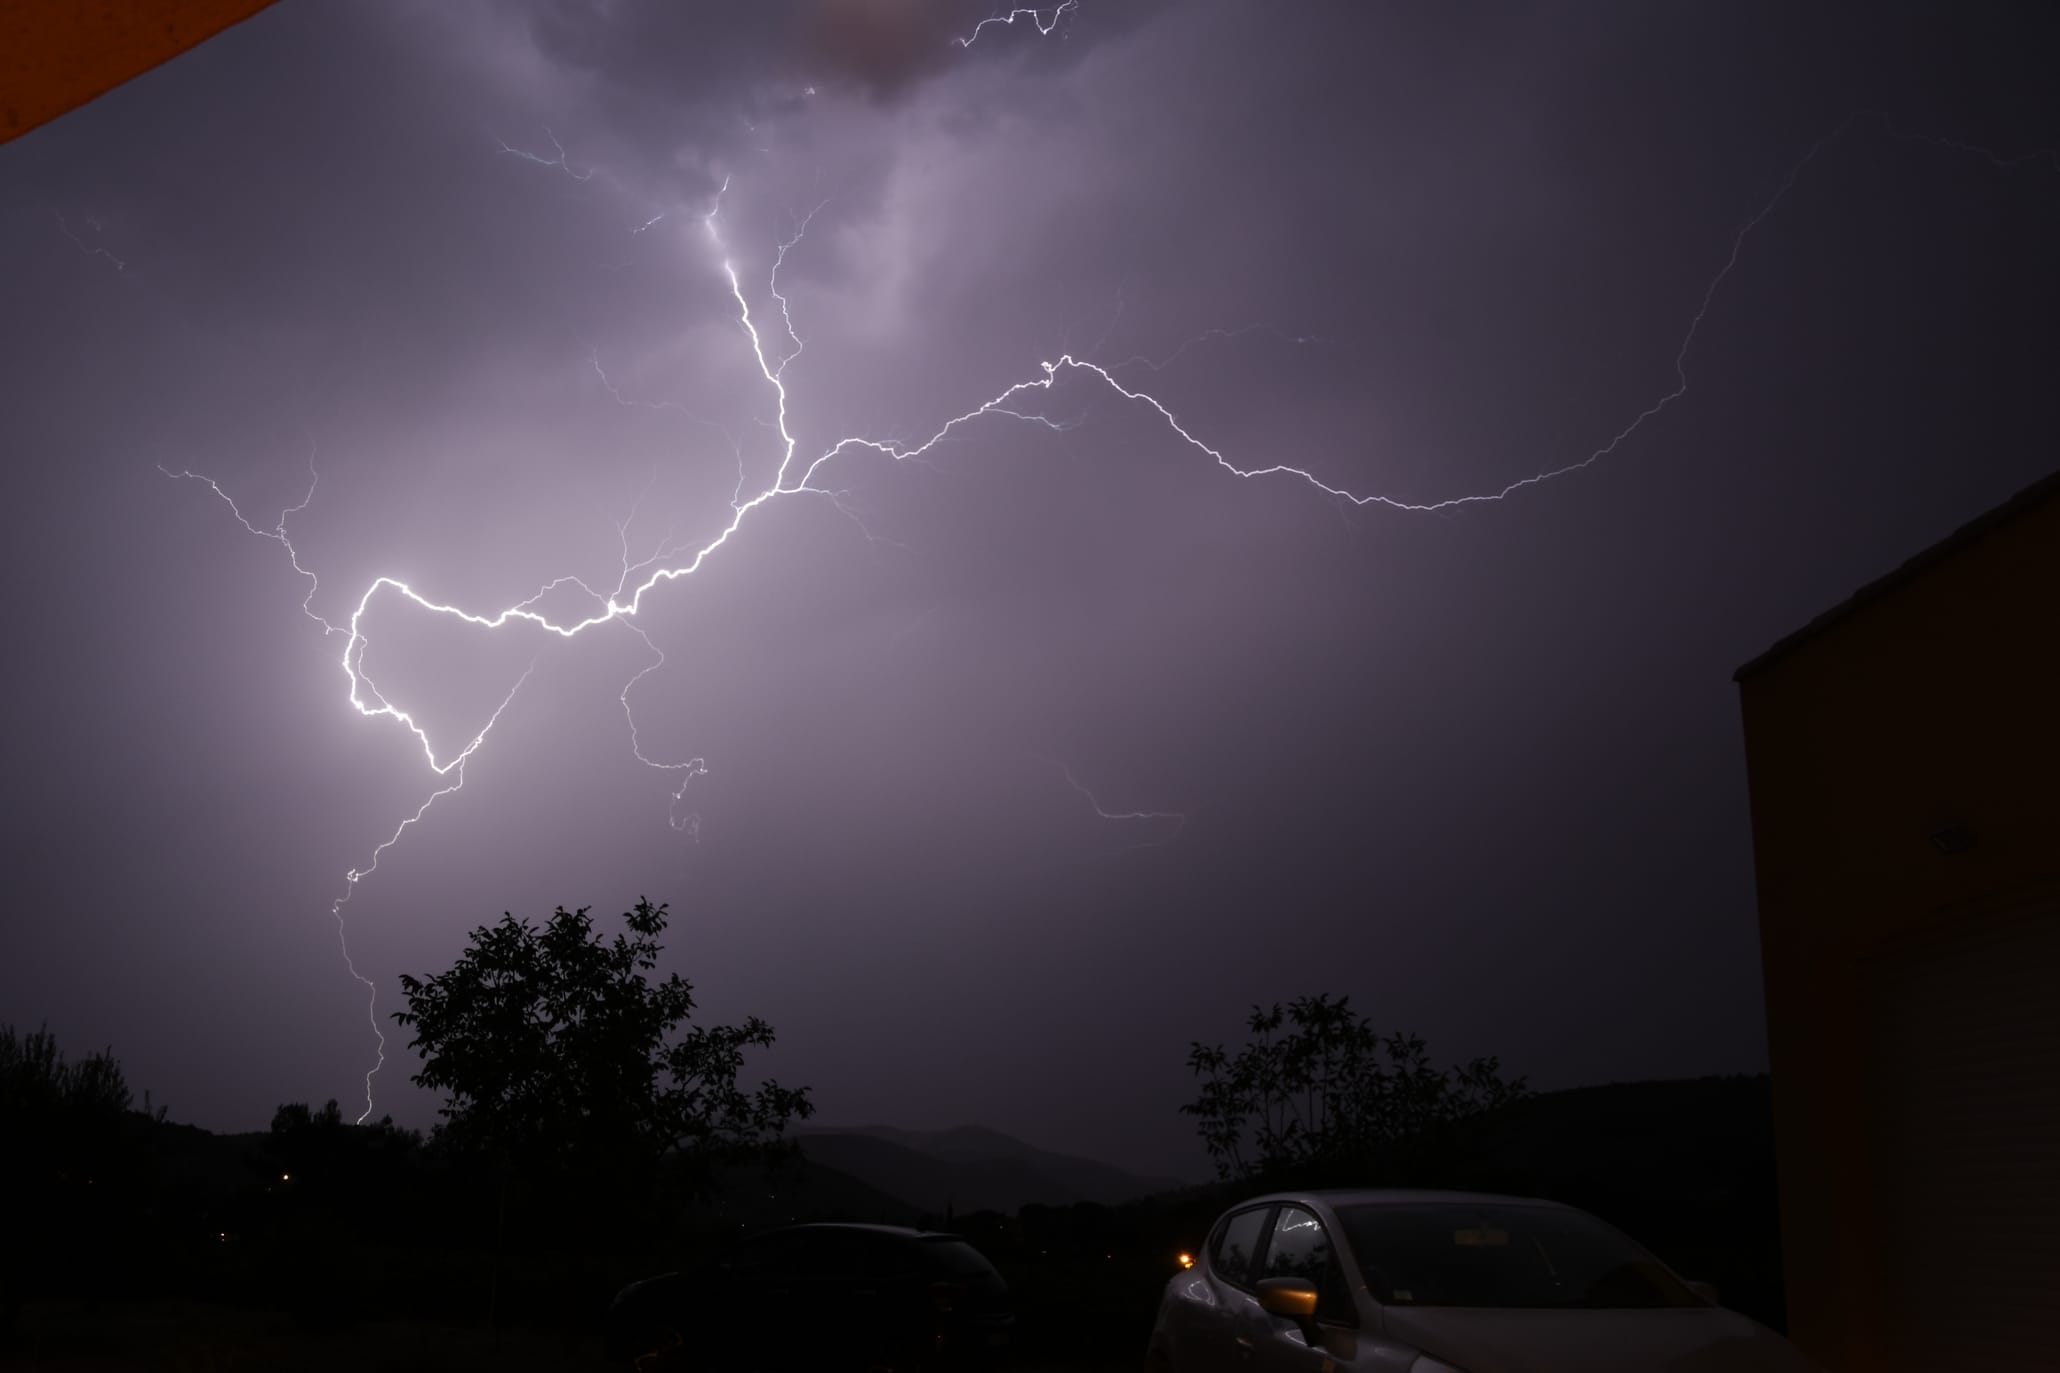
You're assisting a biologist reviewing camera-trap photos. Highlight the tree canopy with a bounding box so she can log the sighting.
[392,897,811,1207]
[1,1021,131,1120]
[1181,993,1528,1183]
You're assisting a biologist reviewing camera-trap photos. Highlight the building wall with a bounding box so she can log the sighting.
[1737,488,2060,1370]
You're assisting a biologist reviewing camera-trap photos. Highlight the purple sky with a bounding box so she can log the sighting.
[3,1,2057,1181]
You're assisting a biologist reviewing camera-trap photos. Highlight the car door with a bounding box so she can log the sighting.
[718,1228,880,1370]
[783,1229,881,1363]
[714,1230,817,1370]
[1177,1204,1275,1373]
[842,1230,925,1363]
[1242,1205,1360,1373]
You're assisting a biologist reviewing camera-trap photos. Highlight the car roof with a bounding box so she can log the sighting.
[1234,1188,1574,1210]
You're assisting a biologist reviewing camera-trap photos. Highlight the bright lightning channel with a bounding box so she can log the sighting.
[329,665,534,1119]
[957,3,1078,48]
[162,459,541,1120]
[172,108,2056,1121]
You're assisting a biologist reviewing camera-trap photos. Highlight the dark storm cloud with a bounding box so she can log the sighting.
[523,0,963,102]
[519,0,1166,100]
[2,0,2057,1178]
[501,0,1160,143]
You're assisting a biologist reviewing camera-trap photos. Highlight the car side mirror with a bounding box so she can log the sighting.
[1685,1280,1720,1306]
[1257,1277,1317,1318]
[1257,1277,1321,1344]
[631,1326,681,1372]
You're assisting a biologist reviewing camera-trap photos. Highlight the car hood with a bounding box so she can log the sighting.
[1378,1306,1822,1373]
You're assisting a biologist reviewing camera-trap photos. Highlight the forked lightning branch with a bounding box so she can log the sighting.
[167,87,2051,1121]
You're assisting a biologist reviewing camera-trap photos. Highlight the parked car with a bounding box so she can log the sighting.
[607,1222,1014,1372]
[1147,1189,1821,1373]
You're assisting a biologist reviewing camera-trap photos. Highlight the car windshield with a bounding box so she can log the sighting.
[1335,1203,1702,1310]
[921,1238,1000,1278]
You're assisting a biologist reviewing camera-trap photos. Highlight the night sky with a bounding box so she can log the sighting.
[3,1,2057,1182]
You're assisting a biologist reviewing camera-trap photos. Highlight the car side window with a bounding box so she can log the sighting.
[872,1236,928,1280]
[793,1231,874,1279]
[726,1230,862,1280]
[1211,1207,1272,1289]
[726,1231,806,1273]
[1256,1206,1355,1326]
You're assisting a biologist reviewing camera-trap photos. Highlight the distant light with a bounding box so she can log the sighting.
[281,1173,291,1181]
[1177,1252,1194,1269]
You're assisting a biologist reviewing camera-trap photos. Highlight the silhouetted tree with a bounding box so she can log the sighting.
[1181,994,1527,1183]
[265,1098,422,1203]
[392,897,811,1300]
[1,1024,141,1336]
[1,1021,132,1122]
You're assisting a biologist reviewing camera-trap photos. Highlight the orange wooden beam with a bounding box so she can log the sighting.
[2,0,283,143]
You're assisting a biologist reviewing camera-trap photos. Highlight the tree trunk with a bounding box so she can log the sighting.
[490,1173,509,1330]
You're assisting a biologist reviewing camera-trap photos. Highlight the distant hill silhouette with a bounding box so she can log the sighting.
[797,1124,1187,1215]
[700,1149,925,1231]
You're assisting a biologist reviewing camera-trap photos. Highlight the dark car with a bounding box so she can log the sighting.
[608,1222,1015,1372]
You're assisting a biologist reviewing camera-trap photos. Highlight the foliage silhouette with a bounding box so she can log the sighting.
[1181,993,1528,1183]
[2,1020,132,1118]
[392,897,812,1270]
[1,1024,146,1340]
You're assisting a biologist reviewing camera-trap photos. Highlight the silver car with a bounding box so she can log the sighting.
[1147,1189,1820,1373]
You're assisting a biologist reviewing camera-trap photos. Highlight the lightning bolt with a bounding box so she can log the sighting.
[1052,759,1187,846]
[330,665,533,1121]
[774,122,1855,515]
[162,458,538,1120]
[1871,110,2060,174]
[170,108,2055,1117]
[495,127,605,184]
[53,212,126,273]
[956,3,1078,48]
[162,454,334,634]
